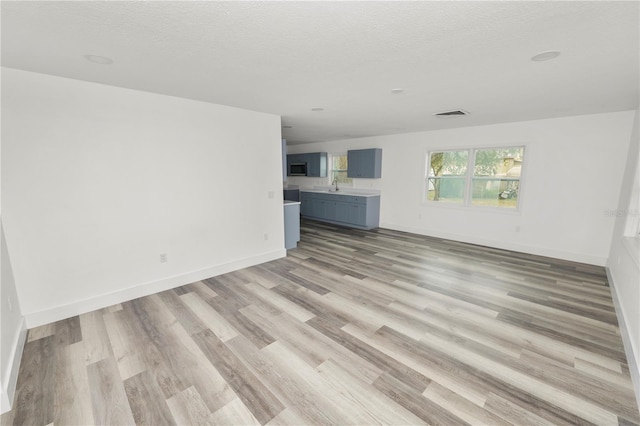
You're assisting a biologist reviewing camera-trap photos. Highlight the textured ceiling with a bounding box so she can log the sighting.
[2,1,638,144]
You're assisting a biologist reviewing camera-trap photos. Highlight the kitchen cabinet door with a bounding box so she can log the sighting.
[349,204,367,225]
[300,193,314,217]
[335,201,351,223]
[306,152,328,177]
[317,200,337,220]
[347,148,382,178]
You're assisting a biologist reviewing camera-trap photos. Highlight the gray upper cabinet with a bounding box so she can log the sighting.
[347,148,382,178]
[306,152,327,177]
[286,153,306,169]
[286,152,327,177]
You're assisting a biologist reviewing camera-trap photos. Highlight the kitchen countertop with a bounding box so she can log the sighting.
[300,188,380,198]
[284,200,301,205]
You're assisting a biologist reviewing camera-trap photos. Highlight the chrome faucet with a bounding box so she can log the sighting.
[332,178,339,191]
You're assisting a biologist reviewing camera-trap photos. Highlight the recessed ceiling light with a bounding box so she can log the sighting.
[311,107,324,112]
[531,51,560,62]
[83,54,114,65]
[391,88,404,94]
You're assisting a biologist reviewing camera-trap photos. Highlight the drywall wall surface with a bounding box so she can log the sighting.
[1,68,285,324]
[288,111,635,265]
[607,108,640,409]
[0,220,26,414]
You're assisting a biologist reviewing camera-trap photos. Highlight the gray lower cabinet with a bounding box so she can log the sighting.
[300,191,380,230]
[300,195,314,217]
[283,188,300,202]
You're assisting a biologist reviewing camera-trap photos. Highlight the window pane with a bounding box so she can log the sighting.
[427,150,468,203]
[332,171,351,184]
[426,177,465,203]
[472,147,523,208]
[331,154,352,184]
[471,178,519,208]
[333,155,348,170]
[428,150,468,177]
[473,147,524,177]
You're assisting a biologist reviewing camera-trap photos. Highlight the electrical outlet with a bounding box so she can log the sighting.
[264,233,269,241]
[515,226,521,233]
[160,253,168,263]
[268,191,275,199]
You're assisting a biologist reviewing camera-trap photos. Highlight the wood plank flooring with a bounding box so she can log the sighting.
[2,219,639,425]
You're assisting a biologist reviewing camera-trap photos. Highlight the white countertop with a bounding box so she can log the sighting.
[300,188,380,198]
[284,200,301,206]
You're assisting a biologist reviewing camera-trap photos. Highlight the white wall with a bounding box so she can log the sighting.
[1,62,28,414]
[289,111,635,265]
[1,68,285,327]
[1,221,26,414]
[607,109,640,409]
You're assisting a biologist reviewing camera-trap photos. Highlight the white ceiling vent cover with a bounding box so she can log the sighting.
[434,109,470,118]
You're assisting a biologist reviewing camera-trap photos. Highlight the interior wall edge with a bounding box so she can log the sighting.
[23,249,286,329]
[379,222,607,266]
[0,317,26,414]
[606,267,640,412]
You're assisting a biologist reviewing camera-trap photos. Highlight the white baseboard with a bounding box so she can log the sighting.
[380,222,607,266]
[1,317,27,414]
[606,267,640,412]
[24,249,286,329]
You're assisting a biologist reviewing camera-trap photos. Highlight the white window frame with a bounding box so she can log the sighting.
[424,145,526,212]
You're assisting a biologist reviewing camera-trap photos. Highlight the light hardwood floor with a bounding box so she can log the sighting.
[2,219,639,425]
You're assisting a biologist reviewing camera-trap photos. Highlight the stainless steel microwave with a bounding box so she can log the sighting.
[289,163,307,176]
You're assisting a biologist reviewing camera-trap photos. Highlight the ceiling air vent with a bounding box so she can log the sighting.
[434,109,469,118]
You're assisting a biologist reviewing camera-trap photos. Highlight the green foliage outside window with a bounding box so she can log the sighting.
[428,150,468,202]
[426,147,524,208]
[332,155,352,184]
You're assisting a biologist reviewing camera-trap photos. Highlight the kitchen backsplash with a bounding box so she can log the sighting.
[285,176,382,191]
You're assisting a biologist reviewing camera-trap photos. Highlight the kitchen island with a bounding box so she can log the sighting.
[283,200,301,249]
